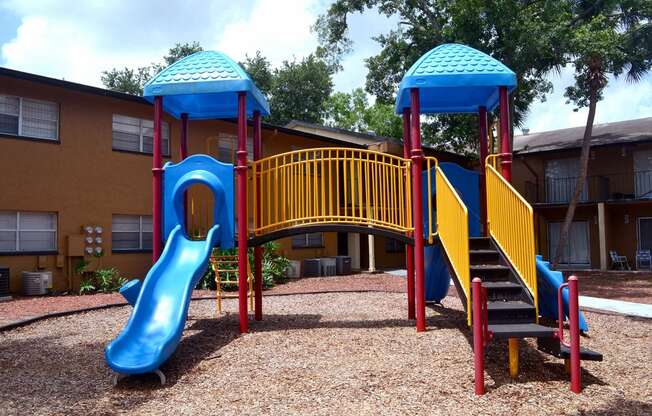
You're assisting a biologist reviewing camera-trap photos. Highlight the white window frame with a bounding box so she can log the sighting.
[111,214,153,252]
[547,220,591,267]
[111,114,170,156]
[292,232,324,249]
[0,211,58,253]
[0,94,59,141]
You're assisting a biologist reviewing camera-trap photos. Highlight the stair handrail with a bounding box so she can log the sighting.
[436,166,471,324]
[485,154,538,316]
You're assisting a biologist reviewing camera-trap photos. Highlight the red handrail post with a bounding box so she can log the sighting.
[152,96,163,263]
[472,277,485,395]
[410,88,426,332]
[253,111,263,321]
[478,106,489,235]
[498,87,512,182]
[568,275,581,393]
[402,108,415,320]
[236,92,249,333]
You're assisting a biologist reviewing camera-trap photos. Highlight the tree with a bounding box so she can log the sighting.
[553,2,652,267]
[314,0,570,154]
[324,88,402,138]
[241,53,334,125]
[101,42,203,95]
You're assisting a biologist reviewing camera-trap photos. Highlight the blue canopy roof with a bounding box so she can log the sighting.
[395,44,517,115]
[143,50,270,119]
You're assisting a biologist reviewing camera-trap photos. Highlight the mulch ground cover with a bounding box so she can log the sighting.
[0,291,649,415]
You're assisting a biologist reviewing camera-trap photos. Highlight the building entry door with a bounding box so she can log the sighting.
[638,217,652,251]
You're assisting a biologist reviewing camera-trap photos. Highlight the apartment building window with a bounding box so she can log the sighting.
[548,221,590,266]
[544,158,587,203]
[112,215,152,251]
[214,133,253,163]
[112,114,170,156]
[638,218,652,251]
[385,238,405,253]
[634,150,652,198]
[292,232,324,249]
[0,95,59,141]
[0,211,57,253]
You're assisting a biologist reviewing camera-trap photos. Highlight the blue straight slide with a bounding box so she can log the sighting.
[105,154,235,376]
[536,255,589,332]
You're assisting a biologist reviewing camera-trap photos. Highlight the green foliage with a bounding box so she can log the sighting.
[240,53,334,126]
[197,242,289,290]
[323,88,403,139]
[314,0,571,154]
[74,259,90,275]
[101,42,203,95]
[79,268,127,295]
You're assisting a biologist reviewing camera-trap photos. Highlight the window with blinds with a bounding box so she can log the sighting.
[214,133,253,163]
[0,211,58,253]
[112,114,170,155]
[0,95,59,141]
[112,215,153,251]
[292,232,324,249]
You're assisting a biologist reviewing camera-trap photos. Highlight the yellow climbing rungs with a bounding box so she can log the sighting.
[209,255,254,314]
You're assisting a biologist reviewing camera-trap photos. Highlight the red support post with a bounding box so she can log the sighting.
[253,111,263,322]
[568,275,581,393]
[499,87,512,182]
[472,277,485,395]
[410,88,426,332]
[403,108,415,320]
[236,92,249,333]
[478,106,489,235]
[152,96,163,263]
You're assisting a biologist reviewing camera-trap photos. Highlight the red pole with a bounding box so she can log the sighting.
[410,88,426,332]
[472,277,485,395]
[403,108,415,320]
[236,92,249,333]
[152,96,163,263]
[499,87,512,182]
[478,106,489,236]
[253,111,263,321]
[568,275,581,393]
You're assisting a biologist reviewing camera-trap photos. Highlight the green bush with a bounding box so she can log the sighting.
[197,242,289,290]
[79,268,127,295]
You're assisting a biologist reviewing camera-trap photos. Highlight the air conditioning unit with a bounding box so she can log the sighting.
[320,258,337,276]
[286,260,301,278]
[302,259,321,278]
[22,271,52,296]
[0,267,10,298]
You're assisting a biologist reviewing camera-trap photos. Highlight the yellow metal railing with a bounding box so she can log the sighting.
[435,166,471,325]
[486,155,538,315]
[424,157,438,243]
[252,148,413,235]
[187,186,214,239]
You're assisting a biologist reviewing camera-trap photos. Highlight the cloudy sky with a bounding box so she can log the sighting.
[1,0,650,133]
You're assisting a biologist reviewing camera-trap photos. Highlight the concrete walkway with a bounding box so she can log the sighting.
[579,296,652,318]
[385,268,652,319]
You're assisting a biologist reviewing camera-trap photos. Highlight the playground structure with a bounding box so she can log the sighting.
[105,45,601,393]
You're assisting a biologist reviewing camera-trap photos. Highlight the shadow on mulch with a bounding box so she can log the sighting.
[573,274,652,304]
[426,303,607,392]
[579,397,652,416]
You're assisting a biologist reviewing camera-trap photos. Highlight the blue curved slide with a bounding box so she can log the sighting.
[106,155,235,376]
[536,255,589,332]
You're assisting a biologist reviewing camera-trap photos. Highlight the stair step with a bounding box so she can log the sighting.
[469,237,492,250]
[486,300,537,324]
[482,282,522,290]
[470,249,500,264]
[537,337,604,361]
[470,264,511,281]
[488,323,556,339]
[474,281,524,302]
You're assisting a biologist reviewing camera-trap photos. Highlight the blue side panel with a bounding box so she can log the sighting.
[162,154,234,249]
[423,163,481,302]
[536,255,589,332]
[105,155,235,375]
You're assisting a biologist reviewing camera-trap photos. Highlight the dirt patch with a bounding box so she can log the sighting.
[0,292,649,415]
[568,272,652,304]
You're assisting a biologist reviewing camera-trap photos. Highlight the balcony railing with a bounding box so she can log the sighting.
[523,170,652,204]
